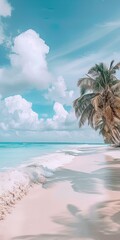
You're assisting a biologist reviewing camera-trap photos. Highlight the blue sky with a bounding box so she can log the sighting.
[0,0,120,142]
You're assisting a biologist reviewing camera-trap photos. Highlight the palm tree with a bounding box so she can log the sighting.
[73,60,120,146]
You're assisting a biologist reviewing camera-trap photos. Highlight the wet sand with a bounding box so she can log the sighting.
[0,150,120,240]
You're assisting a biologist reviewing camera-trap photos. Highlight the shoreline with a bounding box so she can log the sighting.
[0,151,75,221]
[0,144,108,221]
[0,148,120,239]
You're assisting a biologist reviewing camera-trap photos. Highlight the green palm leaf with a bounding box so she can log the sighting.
[77,77,95,95]
[109,60,114,71]
[79,104,93,127]
[73,93,97,118]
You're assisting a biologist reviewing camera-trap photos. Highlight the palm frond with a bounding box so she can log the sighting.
[88,63,108,87]
[73,93,97,118]
[73,98,81,118]
[88,65,99,76]
[109,60,114,71]
[92,112,103,129]
[109,79,119,87]
[77,77,95,95]
[87,108,95,128]
[98,119,106,134]
[93,77,104,91]
[79,104,93,127]
[112,62,120,70]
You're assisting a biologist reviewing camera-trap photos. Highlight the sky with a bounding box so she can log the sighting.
[0,0,120,142]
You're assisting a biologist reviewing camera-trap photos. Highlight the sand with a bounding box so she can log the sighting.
[0,150,120,240]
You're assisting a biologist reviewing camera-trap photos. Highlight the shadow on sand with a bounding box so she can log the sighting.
[12,157,120,240]
[44,168,98,194]
[43,159,120,193]
[13,200,120,240]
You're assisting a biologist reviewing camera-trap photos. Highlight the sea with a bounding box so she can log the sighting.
[0,142,106,170]
[0,142,75,170]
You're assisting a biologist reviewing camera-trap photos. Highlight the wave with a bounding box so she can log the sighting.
[0,152,75,220]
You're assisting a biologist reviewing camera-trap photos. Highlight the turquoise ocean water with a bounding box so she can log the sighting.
[0,142,105,170]
[0,142,80,170]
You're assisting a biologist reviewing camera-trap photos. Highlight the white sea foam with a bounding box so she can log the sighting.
[0,151,75,220]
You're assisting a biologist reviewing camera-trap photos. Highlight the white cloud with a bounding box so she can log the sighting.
[0,95,99,138]
[0,95,102,143]
[0,29,75,99]
[0,0,12,44]
[53,102,68,120]
[45,76,74,106]
[46,102,77,130]
[0,96,76,132]
[46,102,69,130]
[0,128,102,143]
[0,95,44,131]
[0,29,52,95]
[0,0,12,17]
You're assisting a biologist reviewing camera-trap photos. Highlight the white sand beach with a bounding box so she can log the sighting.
[0,148,120,240]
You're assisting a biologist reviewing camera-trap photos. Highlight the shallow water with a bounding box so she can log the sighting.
[0,142,106,170]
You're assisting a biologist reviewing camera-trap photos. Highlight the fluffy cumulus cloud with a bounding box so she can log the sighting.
[46,102,77,130]
[0,95,44,131]
[0,95,102,142]
[0,29,52,95]
[46,102,68,129]
[0,4,75,104]
[0,96,77,132]
[45,76,75,106]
